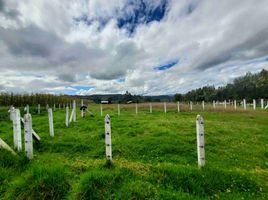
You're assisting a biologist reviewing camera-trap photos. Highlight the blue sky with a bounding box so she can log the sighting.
[0,0,268,95]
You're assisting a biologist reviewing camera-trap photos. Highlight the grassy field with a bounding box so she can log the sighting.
[0,103,268,199]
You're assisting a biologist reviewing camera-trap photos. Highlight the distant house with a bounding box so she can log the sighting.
[101,100,109,104]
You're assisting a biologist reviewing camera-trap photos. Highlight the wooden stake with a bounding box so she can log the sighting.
[24,113,33,159]
[104,114,112,162]
[48,108,54,137]
[196,115,205,167]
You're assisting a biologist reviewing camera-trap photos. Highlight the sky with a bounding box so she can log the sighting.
[0,0,268,95]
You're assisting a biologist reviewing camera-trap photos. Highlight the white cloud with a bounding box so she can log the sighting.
[0,0,268,95]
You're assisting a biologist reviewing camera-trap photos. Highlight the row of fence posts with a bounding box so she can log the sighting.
[3,97,267,166]
[4,101,78,159]
[100,99,267,115]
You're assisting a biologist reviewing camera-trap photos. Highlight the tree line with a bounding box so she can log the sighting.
[0,93,73,107]
[174,69,268,102]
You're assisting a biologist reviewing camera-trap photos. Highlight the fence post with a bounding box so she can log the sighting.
[253,99,256,110]
[46,104,49,110]
[66,106,69,127]
[118,104,120,115]
[53,104,56,111]
[213,100,216,109]
[224,100,227,109]
[196,115,205,168]
[164,102,167,113]
[190,101,193,111]
[48,108,54,137]
[38,104,40,114]
[243,99,246,110]
[100,104,103,116]
[177,101,180,112]
[261,99,264,109]
[202,101,205,110]
[24,113,33,159]
[73,100,76,122]
[26,104,29,114]
[150,103,152,113]
[13,109,22,151]
[234,100,237,110]
[135,103,138,114]
[81,99,84,117]
[104,114,112,163]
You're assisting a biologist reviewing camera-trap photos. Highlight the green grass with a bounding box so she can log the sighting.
[0,105,267,199]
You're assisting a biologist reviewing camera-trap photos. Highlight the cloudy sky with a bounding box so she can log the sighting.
[0,0,268,95]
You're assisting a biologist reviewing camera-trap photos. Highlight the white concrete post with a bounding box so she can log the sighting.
[150,103,152,113]
[24,113,33,159]
[65,106,69,127]
[177,101,180,112]
[196,115,205,168]
[53,104,56,111]
[59,103,61,109]
[234,100,237,110]
[224,100,227,109]
[118,104,120,115]
[213,100,216,109]
[73,100,76,122]
[164,102,167,113]
[135,103,138,114]
[81,99,84,117]
[261,99,264,109]
[48,108,54,137]
[104,114,112,162]
[26,104,29,114]
[38,104,40,114]
[13,109,22,151]
[202,101,205,110]
[100,104,103,116]
[190,101,193,111]
[9,106,15,121]
[243,99,246,110]
[253,99,256,110]
[46,104,49,110]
